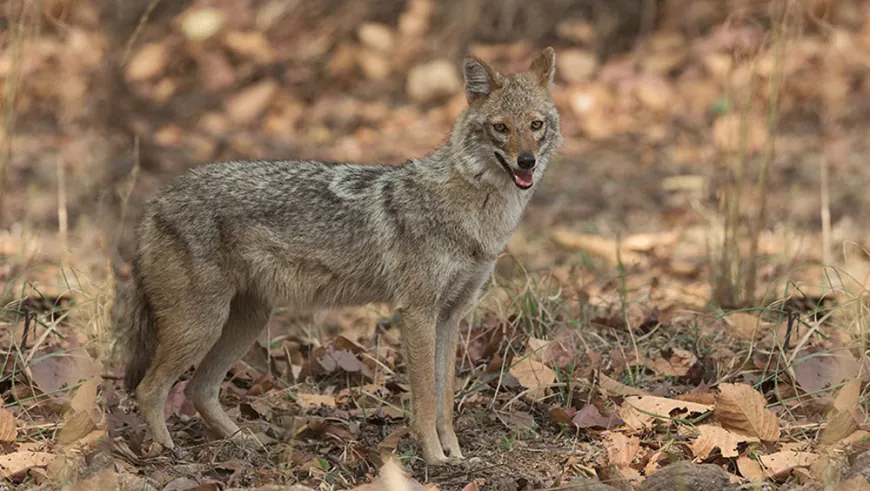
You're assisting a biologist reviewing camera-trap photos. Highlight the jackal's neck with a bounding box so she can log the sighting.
[400,110,533,236]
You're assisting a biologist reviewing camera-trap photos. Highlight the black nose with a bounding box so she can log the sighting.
[517,153,536,170]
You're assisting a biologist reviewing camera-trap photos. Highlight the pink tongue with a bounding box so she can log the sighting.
[513,170,534,187]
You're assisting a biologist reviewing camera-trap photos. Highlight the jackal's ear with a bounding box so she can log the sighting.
[463,55,500,104]
[530,47,556,89]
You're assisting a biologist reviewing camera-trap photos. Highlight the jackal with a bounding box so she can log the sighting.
[112,47,562,465]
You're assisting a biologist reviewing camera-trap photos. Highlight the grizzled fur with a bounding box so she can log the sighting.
[112,48,563,465]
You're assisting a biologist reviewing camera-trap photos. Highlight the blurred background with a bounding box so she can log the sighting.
[4,2,870,487]
[1,0,870,306]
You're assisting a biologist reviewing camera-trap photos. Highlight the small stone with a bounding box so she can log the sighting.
[843,450,870,482]
[639,461,732,491]
[560,478,619,491]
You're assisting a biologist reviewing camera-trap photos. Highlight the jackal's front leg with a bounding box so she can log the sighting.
[435,267,491,461]
[435,310,463,459]
[398,306,449,465]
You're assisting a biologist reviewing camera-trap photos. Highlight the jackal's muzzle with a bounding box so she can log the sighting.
[495,152,535,190]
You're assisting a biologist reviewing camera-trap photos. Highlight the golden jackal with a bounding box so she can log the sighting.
[113,47,562,466]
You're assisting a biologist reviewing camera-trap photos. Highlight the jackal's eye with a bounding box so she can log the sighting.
[530,120,544,130]
[492,123,508,133]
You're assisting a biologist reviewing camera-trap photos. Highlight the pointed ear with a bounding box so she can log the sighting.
[529,47,556,88]
[463,55,500,104]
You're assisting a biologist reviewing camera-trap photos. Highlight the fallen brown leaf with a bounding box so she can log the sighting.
[58,410,97,445]
[822,378,862,445]
[687,424,759,459]
[353,458,425,491]
[643,450,666,476]
[724,312,773,341]
[164,381,196,419]
[502,410,536,430]
[378,427,410,453]
[813,427,870,481]
[28,350,102,403]
[736,456,766,482]
[674,391,716,406]
[714,383,780,441]
[621,231,679,252]
[0,407,17,442]
[549,406,576,425]
[792,348,859,404]
[527,337,550,363]
[295,393,336,409]
[759,451,818,481]
[551,230,643,266]
[68,378,98,413]
[315,346,374,379]
[572,404,623,430]
[619,395,713,430]
[0,451,55,479]
[603,431,640,468]
[510,356,556,401]
[527,335,575,369]
[239,400,273,420]
[597,372,650,397]
[647,349,697,377]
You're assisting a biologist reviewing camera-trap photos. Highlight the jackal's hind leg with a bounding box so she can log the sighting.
[185,292,272,446]
[136,292,231,456]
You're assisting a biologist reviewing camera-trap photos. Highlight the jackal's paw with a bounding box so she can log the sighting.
[440,440,465,460]
[142,441,165,459]
[423,448,465,467]
[426,455,465,467]
[444,456,465,466]
[143,441,185,460]
[445,449,465,460]
[437,426,464,460]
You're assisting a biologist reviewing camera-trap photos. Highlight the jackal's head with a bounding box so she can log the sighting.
[459,47,562,190]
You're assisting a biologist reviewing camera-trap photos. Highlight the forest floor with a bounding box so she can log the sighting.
[3,1,870,490]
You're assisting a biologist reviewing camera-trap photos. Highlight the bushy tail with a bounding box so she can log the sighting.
[112,274,157,392]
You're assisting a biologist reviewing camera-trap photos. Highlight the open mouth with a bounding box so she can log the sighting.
[494,153,534,190]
